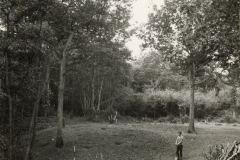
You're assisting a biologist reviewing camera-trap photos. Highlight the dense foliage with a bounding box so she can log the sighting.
[0,0,133,159]
[139,0,240,133]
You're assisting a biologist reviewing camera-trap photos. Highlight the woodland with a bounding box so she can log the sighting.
[0,0,240,160]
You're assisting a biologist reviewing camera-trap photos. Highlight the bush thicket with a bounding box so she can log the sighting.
[112,87,237,122]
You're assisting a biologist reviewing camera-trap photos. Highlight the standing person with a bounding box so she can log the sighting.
[175,131,183,160]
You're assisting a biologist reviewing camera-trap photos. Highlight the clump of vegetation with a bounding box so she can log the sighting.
[203,142,240,160]
[84,109,100,122]
[170,117,179,124]
[158,115,175,123]
[180,115,189,124]
[203,145,223,160]
[141,116,153,122]
[217,117,238,124]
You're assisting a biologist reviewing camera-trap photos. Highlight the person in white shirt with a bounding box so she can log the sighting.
[175,131,183,160]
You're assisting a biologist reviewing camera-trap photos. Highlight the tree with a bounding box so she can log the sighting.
[0,0,133,158]
[216,65,240,119]
[42,0,132,148]
[141,0,220,133]
[66,41,131,116]
[211,0,240,118]
[0,1,58,159]
[136,51,187,91]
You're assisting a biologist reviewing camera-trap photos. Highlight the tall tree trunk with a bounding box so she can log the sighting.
[0,74,1,93]
[188,63,196,133]
[235,88,239,119]
[56,32,74,148]
[4,12,13,160]
[44,60,51,118]
[91,68,95,110]
[232,85,236,119]
[5,51,13,160]
[25,16,46,159]
[232,81,238,119]
[24,74,47,160]
[71,77,75,114]
[97,78,104,112]
[83,92,87,111]
[0,57,4,129]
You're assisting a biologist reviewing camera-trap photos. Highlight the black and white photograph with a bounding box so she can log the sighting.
[0,0,240,159]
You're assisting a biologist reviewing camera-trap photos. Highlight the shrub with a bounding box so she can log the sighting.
[217,116,237,123]
[124,94,147,118]
[84,109,99,122]
[141,116,153,122]
[180,115,189,124]
[170,117,179,124]
[99,109,116,120]
[158,117,168,123]
[120,87,234,121]
[203,145,223,160]
[216,110,225,117]
[158,115,175,123]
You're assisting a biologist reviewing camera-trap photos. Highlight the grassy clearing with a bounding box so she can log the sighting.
[32,121,240,160]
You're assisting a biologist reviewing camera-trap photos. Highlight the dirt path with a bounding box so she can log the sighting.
[33,122,240,160]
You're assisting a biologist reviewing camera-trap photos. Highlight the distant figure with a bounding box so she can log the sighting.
[175,131,183,160]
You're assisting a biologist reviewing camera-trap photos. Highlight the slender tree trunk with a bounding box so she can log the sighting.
[0,81,2,120]
[83,92,86,111]
[97,78,104,112]
[91,68,95,110]
[0,73,2,111]
[71,77,74,113]
[24,77,47,160]
[25,16,46,159]
[235,89,239,119]
[188,63,196,133]
[44,60,51,118]
[4,12,14,160]
[230,79,238,119]
[56,32,74,148]
[232,85,236,119]
[6,51,13,160]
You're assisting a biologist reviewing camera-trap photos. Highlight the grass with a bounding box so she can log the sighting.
[32,121,240,160]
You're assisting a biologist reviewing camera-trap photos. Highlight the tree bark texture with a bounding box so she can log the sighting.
[56,32,74,148]
[44,61,51,118]
[24,83,44,160]
[91,68,95,110]
[97,78,104,112]
[188,63,196,133]
[5,50,13,160]
[4,12,14,160]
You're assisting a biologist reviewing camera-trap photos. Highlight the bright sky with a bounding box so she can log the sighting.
[125,0,165,59]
